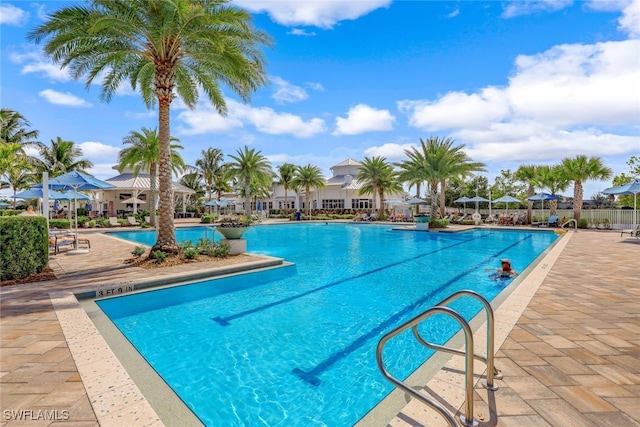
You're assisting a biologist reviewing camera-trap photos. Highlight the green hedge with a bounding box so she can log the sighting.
[0,216,49,281]
[49,219,71,229]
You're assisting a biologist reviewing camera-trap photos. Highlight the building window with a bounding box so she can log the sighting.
[322,199,344,209]
[352,199,372,209]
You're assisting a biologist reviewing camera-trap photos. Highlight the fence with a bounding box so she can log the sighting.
[471,208,638,230]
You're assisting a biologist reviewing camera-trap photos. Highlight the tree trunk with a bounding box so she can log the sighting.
[430,181,438,217]
[305,185,310,215]
[378,187,385,216]
[527,184,535,224]
[439,179,446,218]
[284,186,288,214]
[244,178,251,216]
[573,180,583,221]
[372,183,378,213]
[149,161,158,227]
[416,182,421,199]
[151,98,178,254]
[549,199,558,216]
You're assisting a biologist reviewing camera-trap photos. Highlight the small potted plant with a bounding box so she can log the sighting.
[215,215,252,239]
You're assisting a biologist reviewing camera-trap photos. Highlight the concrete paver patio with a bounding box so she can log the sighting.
[1,224,639,426]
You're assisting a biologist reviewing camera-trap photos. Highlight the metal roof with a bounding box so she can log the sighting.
[105,173,195,194]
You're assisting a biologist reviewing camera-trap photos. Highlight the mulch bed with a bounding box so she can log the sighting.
[0,268,58,287]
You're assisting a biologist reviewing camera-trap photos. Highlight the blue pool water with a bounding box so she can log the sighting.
[101,224,558,426]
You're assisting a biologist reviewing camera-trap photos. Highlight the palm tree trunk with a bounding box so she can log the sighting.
[439,179,446,218]
[284,186,288,214]
[430,181,438,217]
[372,183,377,213]
[244,178,251,216]
[550,199,558,216]
[149,161,158,227]
[574,180,583,221]
[378,187,385,216]
[152,98,178,254]
[305,185,310,215]
[416,182,421,199]
[527,185,534,225]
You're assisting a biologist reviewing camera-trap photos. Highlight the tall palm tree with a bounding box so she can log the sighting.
[30,0,271,253]
[179,172,205,211]
[396,149,426,199]
[118,127,184,227]
[560,155,613,221]
[34,137,93,177]
[376,169,403,216]
[291,164,325,215]
[212,164,233,201]
[277,163,297,213]
[357,156,390,214]
[536,165,570,216]
[515,165,540,224]
[227,146,273,216]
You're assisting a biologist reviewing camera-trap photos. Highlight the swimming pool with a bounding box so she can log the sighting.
[100,224,558,426]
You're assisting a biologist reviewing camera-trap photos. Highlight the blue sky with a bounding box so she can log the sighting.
[1,0,639,199]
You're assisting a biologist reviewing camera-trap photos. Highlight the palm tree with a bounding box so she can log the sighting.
[396,149,426,199]
[189,148,225,204]
[30,0,271,253]
[357,156,390,214]
[277,163,297,213]
[34,137,93,177]
[0,108,40,149]
[118,127,184,227]
[559,155,613,221]
[536,165,570,216]
[376,169,403,216]
[515,165,539,224]
[227,146,273,216]
[291,164,325,215]
[179,172,205,212]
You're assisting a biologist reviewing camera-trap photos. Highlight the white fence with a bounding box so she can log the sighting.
[472,208,638,230]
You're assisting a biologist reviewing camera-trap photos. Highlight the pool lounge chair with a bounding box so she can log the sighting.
[108,217,121,227]
[126,216,140,226]
[621,227,640,238]
[49,232,90,254]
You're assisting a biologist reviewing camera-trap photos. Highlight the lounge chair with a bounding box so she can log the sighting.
[621,227,640,238]
[108,217,121,227]
[547,215,559,227]
[49,231,90,254]
[144,216,150,223]
[514,213,528,225]
[126,216,140,226]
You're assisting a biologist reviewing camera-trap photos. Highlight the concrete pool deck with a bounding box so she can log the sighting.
[1,222,639,426]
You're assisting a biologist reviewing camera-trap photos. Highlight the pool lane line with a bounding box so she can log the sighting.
[292,235,532,386]
[211,231,494,326]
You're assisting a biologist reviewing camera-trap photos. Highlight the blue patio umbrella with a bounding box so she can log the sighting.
[86,203,93,212]
[602,178,640,233]
[47,171,115,253]
[454,196,472,214]
[527,193,560,221]
[257,200,262,211]
[0,201,10,208]
[14,188,67,200]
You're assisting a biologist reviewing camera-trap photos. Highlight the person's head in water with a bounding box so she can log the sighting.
[499,259,517,277]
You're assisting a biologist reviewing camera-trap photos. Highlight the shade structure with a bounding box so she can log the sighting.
[527,193,560,221]
[467,196,490,203]
[204,199,232,207]
[14,188,66,200]
[47,171,115,254]
[0,201,10,208]
[384,198,404,205]
[493,195,522,218]
[602,178,640,233]
[406,197,427,204]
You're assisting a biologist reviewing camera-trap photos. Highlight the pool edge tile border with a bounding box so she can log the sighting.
[357,230,574,426]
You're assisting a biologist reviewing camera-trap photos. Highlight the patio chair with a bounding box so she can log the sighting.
[126,216,140,226]
[108,217,121,227]
[514,213,528,225]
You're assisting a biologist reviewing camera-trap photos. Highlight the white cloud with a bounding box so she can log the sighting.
[124,110,156,120]
[39,89,92,107]
[402,38,640,133]
[502,0,573,18]
[364,143,418,160]
[0,3,29,26]
[271,76,308,104]
[334,104,395,135]
[32,3,48,21]
[234,0,391,29]
[78,141,120,158]
[306,82,325,91]
[288,28,317,36]
[618,0,640,37]
[446,9,460,18]
[398,87,510,131]
[87,163,121,181]
[11,49,71,82]
[177,99,326,138]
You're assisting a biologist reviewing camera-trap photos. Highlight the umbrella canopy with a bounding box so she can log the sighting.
[55,189,90,201]
[14,188,67,200]
[602,179,640,232]
[406,197,427,204]
[384,198,404,205]
[0,201,10,208]
[527,192,559,201]
[454,196,472,203]
[467,196,490,203]
[493,195,522,204]
[120,196,146,205]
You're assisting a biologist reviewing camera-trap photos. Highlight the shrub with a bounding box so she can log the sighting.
[195,238,230,258]
[49,219,71,229]
[429,218,450,228]
[151,250,168,262]
[0,216,48,281]
[201,214,212,224]
[578,218,589,229]
[87,220,96,228]
[131,246,146,258]
[184,247,199,260]
[77,216,89,226]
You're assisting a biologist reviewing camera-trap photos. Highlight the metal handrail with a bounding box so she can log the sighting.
[376,306,477,427]
[413,290,501,390]
[561,219,577,229]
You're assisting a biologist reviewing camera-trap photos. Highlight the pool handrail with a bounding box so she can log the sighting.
[376,305,477,427]
[413,290,501,390]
